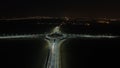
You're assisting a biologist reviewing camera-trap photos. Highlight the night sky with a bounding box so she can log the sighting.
[0,0,120,18]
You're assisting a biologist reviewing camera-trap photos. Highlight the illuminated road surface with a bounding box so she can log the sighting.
[45,39,65,68]
[45,26,66,68]
[0,26,119,68]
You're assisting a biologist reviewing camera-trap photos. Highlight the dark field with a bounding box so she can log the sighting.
[61,38,120,68]
[0,19,120,68]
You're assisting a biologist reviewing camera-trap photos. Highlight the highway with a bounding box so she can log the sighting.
[0,26,119,68]
[45,39,65,68]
